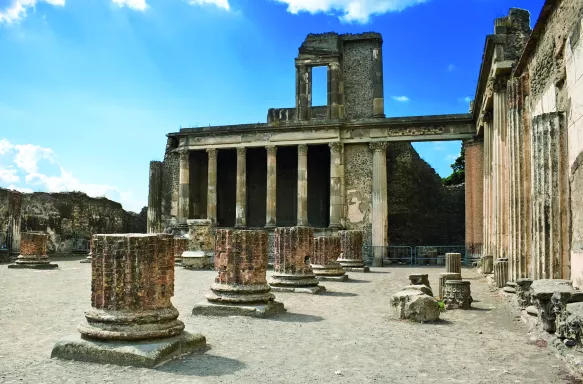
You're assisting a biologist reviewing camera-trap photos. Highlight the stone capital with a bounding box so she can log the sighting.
[298,144,308,156]
[329,142,342,154]
[266,146,277,156]
[369,142,387,151]
[179,150,189,162]
[481,111,493,123]
[236,147,246,157]
[492,74,510,93]
[206,148,217,160]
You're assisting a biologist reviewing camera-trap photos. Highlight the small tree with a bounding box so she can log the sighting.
[442,146,465,186]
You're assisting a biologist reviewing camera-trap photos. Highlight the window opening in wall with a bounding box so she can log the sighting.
[311,66,328,107]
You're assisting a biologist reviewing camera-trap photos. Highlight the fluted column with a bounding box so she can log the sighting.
[235,147,247,228]
[370,142,388,267]
[206,148,217,224]
[178,150,190,226]
[329,142,342,229]
[493,77,508,261]
[265,146,277,228]
[297,144,309,226]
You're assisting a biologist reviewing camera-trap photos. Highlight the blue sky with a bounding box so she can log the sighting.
[0,0,544,212]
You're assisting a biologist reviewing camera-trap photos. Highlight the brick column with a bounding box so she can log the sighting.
[297,144,309,226]
[78,234,183,340]
[9,232,58,269]
[312,235,346,281]
[178,150,190,227]
[265,146,277,228]
[329,142,343,228]
[464,140,484,257]
[147,161,163,233]
[235,147,247,228]
[370,142,388,267]
[338,230,369,272]
[206,148,217,224]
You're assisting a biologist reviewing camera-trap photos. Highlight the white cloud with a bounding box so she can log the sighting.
[13,143,56,173]
[112,0,148,11]
[273,0,427,23]
[187,0,230,10]
[6,184,33,193]
[392,95,409,102]
[464,96,472,103]
[0,167,19,183]
[0,0,65,24]
[0,139,141,212]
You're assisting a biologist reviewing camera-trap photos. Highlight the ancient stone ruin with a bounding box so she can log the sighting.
[51,234,205,368]
[192,229,285,317]
[338,230,369,272]
[443,280,473,310]
[8,232,58,269]
[269,226,324,294]
[311,235,347,281]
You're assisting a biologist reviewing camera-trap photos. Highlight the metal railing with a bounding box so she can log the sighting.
[362,244,483,267]
[71,238,90,254]
[363,246,414,266]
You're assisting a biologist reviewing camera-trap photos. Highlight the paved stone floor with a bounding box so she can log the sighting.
[0,259,581,384]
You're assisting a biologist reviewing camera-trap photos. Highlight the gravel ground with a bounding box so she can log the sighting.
[0,259,581,384]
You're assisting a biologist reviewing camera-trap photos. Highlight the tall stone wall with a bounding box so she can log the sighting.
[343,39,377,120]
[344,143,373,246]
[0,187,146,255]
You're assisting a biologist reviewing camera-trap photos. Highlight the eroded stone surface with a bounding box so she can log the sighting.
[187,219,214,255]
[444,280,472,309]
[390,290,440,322]
[438,272,462,299]
[530,279,580,333]
[174,237,188,264]
[338,230,368,271]
[311,236,346,279]
[8,232,58,269]
[516,278,533,308]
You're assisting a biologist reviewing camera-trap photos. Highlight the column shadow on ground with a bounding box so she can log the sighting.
[343,279,371,283]
[265,312,325,323]
[160,347,247,376]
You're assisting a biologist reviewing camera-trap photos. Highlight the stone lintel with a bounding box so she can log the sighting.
[51,331,206,368]
[192,301,285,318]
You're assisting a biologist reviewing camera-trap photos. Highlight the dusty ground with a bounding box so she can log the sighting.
[0,259,581,384]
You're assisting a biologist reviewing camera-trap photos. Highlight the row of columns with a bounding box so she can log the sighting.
[178,142,362,229]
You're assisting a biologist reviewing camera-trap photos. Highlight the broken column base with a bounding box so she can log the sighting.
[316,274,349,282]
[192,301,285,318]
[79,256,91,264]
[51,331,206,368]
[8,262,58,269]
[342,266,370,273]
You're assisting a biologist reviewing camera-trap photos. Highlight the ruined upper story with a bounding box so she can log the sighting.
[168,32,474,152]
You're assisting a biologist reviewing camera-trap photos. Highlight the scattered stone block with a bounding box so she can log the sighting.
[408,273,431,289]
[556,302,583,348]
[481,255,493,274]
[269,227,325,294]
[311,236,348,281]
[52,234,205,368]
[503,286,516,294]
[444,280,472,309]
[337,230,369,272]
[494,258,509,288]
[182,251,212,270]
[187,219,214,258]
[516,278,533,308]
[530,279,583,333]
[445,253,461,274]
[8,232,58,270]
[526,305,538,317]
[193,229,285,317]
[390,290,440,322]
[438,272,462,299]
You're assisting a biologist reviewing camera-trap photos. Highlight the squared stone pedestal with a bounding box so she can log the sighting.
[316,275,349,281]
[192,301,285,318]
[8,263,58,269]
[51,331,206,368]
[343,267,370,273]
[270,285,326,294]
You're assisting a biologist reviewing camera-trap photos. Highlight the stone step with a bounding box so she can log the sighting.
[506,281,517,288]
[525,305,538,316]
[503,286,516,294]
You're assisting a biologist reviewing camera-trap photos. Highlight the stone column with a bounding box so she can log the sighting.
[329,62,345,120]
[265,146,277,228]
[370,142,388,267]
[173,236,189,265]
[268,226,324,294]
[147,161,163,234]
[445,253,461,274]
[493,77,508,260]
[312,235,347,281]
[7,190,22,255]
[9,232,58,269]
[235,147,247,228]
[438,272,461,299]
[494,258,509,288]
[178,150,190,227]
[329,142,343,229]
[481,255,494,274]
[297,144,309,226]
[444,280,473,309]
[192,229,285,317]
[206,148,217,224]
[296,65,311,121]
[338,230,369,272]
[52,234,206,368]
[372,46,385,118]
[464,140,484,257]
